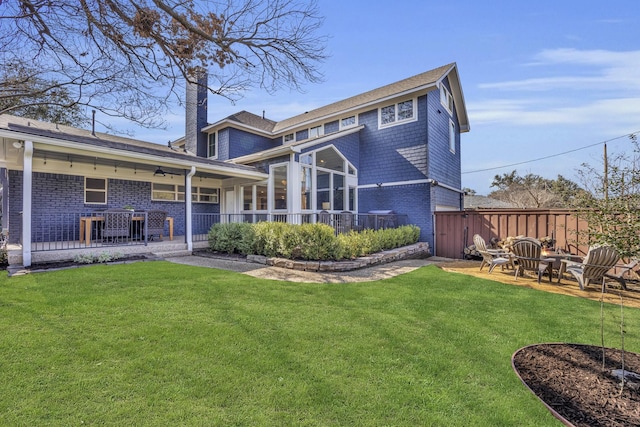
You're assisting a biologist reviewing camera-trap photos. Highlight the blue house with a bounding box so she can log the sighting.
[0,63,468,267]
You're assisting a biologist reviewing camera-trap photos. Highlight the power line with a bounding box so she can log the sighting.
[462,130,639,175]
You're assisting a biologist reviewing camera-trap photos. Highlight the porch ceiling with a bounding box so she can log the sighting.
[33,148,233,180]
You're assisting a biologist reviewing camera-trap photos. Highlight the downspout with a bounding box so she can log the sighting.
[22,140,33,267]
[185,166,196,251]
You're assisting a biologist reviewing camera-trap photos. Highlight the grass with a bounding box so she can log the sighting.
[1,261,639,426]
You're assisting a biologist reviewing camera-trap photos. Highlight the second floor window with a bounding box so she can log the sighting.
[440,84,453,114]
[309,125,324,138]
[208,133,217,159]
[379,99,415,128]
[340,115,356,129]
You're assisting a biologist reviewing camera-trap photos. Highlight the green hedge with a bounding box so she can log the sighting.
[208,222,420,261]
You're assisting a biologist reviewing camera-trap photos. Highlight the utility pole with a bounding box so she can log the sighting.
[604,143,608,201]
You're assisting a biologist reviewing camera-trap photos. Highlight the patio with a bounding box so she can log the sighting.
[440,259,640,308]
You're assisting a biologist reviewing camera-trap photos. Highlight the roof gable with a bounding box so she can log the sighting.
[205,63,469,136]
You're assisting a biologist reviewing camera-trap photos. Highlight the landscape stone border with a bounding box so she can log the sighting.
[246,242,431,272]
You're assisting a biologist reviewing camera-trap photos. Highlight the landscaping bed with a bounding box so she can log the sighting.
[513,343,640,426]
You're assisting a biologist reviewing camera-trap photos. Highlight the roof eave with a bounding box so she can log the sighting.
[0,128,267,181]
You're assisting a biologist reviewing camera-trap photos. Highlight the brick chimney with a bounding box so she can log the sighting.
[185,71,208,157]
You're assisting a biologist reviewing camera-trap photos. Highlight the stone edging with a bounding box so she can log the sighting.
[245,242,431,272]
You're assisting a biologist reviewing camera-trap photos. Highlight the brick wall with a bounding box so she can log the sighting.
[359,183,433,245]
[8,171,220,243]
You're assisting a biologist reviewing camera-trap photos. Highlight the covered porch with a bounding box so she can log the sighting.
[0,115,268,267]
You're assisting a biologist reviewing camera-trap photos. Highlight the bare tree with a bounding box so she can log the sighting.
[489,171,582,208]
[0,0,327,129]
[574,135,640,259]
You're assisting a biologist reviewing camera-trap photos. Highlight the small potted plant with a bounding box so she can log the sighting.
[123,204,135,212]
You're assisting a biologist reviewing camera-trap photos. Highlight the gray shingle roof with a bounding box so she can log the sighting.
[272,63,456,132]
[222,111,277,132]
[0,114,262,175]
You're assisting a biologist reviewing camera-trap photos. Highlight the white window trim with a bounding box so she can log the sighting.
[309,124,324,139]
[192,186,220,204]
[283,133,295,143]
[270,162,289,212]
[208,132,218,159]
[151,183,185,202]
[449,119,456,154]
[378,98,417,129]
[339,115,357,130]
[440,84,453,115]
[306,145,357,211]
[84,177,107,205]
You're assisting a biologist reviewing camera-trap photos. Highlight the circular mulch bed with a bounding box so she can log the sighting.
[512,343,640,426]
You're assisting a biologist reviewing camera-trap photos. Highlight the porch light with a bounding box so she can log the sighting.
[12,141,23,149]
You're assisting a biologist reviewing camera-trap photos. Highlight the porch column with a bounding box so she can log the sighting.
[22,140,33,267]
[185,166,196,251]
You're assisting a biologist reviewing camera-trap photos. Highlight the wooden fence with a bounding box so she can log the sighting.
[434,209,589,259]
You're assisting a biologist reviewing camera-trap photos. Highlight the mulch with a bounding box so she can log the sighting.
[513,343,640,426]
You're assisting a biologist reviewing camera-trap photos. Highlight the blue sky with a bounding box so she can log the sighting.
[111,0,640,195]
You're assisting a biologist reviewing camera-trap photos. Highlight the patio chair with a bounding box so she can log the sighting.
[144,210,168,241]
[337,211,353,234]
[473,234,512,273]
[319,210,331,225]
[565,245,620,291]
[604,259,639,290]
[102,208,133,243]
[511,238,552,283]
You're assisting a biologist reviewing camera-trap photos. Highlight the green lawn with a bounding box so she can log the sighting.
[1,261,638,426]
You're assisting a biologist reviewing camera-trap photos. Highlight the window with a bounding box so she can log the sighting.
[379,99,416,128]
[208,133,217,159]
[449,119,456,153]
[272,164,288,210]
[340,115,356,129]
[192,187,219,203]
[241,184,268,211]
[309,125,324,138]
[283,133,295,143]
[152,183,185,201]
[301,165,312,210]
[313,146,356,211]
[85,177,107,204]
[440,84,453,114]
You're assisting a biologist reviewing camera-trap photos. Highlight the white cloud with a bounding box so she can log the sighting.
[480,48,640,91]
[470,96,640,127]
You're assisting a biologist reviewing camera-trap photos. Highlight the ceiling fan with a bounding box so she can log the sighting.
[153,166,183,177]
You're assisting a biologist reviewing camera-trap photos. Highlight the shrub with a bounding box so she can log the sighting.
[208,222,420,261]
[251,222,289,257]
[73,251,124,264]
[207,222,254,254]
[295,223,339,260]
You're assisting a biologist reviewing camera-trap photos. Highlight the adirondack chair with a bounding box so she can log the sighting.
[605,259,639,290]
[511,238,552,283]
[473,234,512,273]
[565,245,620,291]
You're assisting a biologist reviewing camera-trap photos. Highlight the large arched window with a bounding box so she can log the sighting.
[300,146,357,212]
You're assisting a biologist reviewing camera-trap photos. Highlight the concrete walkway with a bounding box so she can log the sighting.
[164,255,453,283]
